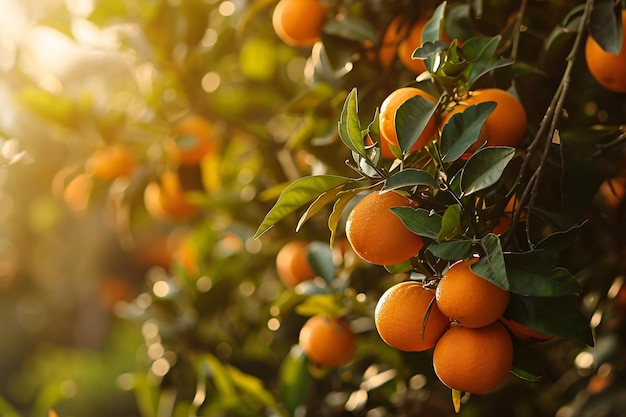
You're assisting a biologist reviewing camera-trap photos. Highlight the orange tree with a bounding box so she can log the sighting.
[1,0,626,416]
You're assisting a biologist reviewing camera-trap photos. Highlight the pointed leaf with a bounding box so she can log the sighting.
[382,168,437,191]
[506,294,594,346]
[296,186,344,231]
[338,88,366,157]
[534,222,587,266]
[328,189,362,247]
[461,35,502,84]
[395,95,439,154]
[278,346,311,416]
[255,175,351,238]
[588,0,623,54]
[307,241,336,284]
[472,233,508,289]
[440,102,496,162]
[422,1,447,43]
[427,240,473,260]
[390,207,442,240]
[505,252,583,296]
[438,204,462,242]
[460,146,515,196]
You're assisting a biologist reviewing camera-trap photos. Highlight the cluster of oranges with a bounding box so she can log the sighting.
[375,260,513,395]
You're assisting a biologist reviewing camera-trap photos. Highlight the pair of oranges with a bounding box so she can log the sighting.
[378,86,528,160]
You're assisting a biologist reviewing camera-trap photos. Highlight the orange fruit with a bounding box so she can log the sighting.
[85,144,137,181]
[439,102,490,157]
[461,88,527,152]
[375,281,450,352]
[435,258,510,328]
[397,17,429,74]
[272,0,328,47]
[63,172,93,213]
[144,171,198,222]
[433,321,513,394]
[585,10,626,93]
[345,190,424,265]
[491,215,512,235]
[298,315,356,367]
[499,316,554,342]
[378,17,408,68]
[276,240,316,287]
[165,114,217,166]
[379,87,438,159]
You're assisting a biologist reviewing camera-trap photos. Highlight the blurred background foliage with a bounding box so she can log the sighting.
[0,0,625,416]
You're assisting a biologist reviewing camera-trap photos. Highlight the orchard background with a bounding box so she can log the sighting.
[0,0,626,416]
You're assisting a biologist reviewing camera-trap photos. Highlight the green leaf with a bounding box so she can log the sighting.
[323,16,378,41]
[395,94,439,154]
[328,189,363,247]
[390,207,442,240]
[295,294,347,317]
[255,175,351,238]
[588,0,623,54]
[427,240,473,260]
[422,2,446,43]
[461,35,503,85]
[460,146,515,196]
[438,204,462,242]
[307,241,336,284]
[296,186,344,231]
[413,41,450,59]
[505,252,582,296]
[338,88,366,157]
[382,168,437,191]
[472,234,508,289]
[505,294,594,346]
[440,102,496,162]
[534,222,587,266]
[277,346,311,417]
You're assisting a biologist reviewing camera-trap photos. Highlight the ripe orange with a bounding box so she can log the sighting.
[585,10,626,93]
[165,114,217,166]
[345,191,424,265]
[379,87,437,159]
[433,321,513,394]
[461,88,527,152]
[276,240,316,287]
[144,170,198,222]
[298,315,356,367]
[85,144,137,181]
[272,0,328,47]
[499,316,554,342]
[375,281,450,352]
[378,17,407,68]
[397,17,429,74]
[435,258,510,328]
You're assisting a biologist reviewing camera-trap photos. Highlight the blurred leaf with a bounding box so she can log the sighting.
[440,102,496,162]
[505,252,582,296]
[17,87,75,126]
[562,145,604,226]
[588,0,623,54]
[296,294,347,317]
[239,38,277,81]
[390,207,442,240]
[255,175,351,238]
[284,83,338,113]
[307,241,336,284]
[395,95,439,154]
[460,147,515,196]
[427,240,473,260]
[323,16,377,41]
[0,397,20,417]
[472,234,508,289]
[543,5,584,63]
[505,294,594,346]
[438,204,462,242]
[444,4,474,42]
[382,169,437,191]
[278,346,311,416]
[338,88,367,158]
